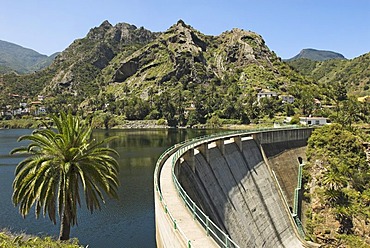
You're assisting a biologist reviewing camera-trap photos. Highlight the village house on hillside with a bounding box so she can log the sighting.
[257,89,277,102]
[0,94,47,119]
[299,116,329,126]
[257,89,295,104]
[284,116,329,126]
[280,94,294,104]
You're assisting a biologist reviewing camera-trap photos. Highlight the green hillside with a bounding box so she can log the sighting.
[0,40,57,73]
[288,52,370,96]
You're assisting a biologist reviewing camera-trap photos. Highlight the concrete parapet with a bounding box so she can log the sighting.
[253,128,313,144]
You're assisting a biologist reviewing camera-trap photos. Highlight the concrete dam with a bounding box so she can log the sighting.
[154,128,314,247]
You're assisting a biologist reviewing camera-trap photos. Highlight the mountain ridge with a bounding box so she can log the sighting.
[0,40,58,73]
[1,20,369,124]
[1,20,306,122]
[287,48,346,61]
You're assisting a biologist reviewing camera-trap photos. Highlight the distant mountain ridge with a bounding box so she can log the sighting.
[288,48,346,61]
[0,40,58,74]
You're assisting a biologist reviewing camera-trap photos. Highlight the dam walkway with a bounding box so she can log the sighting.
[158,151,219,247]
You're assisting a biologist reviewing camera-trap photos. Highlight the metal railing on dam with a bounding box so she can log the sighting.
[154,126,312,248]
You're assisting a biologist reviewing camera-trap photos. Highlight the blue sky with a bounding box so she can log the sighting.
[1,0,369,59]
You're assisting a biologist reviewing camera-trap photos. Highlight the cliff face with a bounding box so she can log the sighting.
[111,20,213,86]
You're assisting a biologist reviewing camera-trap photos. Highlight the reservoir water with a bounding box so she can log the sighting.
[0,128,219,248]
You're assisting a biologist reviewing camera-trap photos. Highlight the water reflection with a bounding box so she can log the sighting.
[0,128,219,248]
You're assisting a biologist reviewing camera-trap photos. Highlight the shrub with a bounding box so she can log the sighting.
[156,118,166,126]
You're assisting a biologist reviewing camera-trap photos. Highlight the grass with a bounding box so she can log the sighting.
[0,230,82,248]
[0,118,43,129]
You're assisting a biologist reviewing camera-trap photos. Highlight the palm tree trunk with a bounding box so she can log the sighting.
[59,211,71,240]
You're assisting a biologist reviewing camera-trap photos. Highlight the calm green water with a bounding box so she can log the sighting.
[0,128,219,248]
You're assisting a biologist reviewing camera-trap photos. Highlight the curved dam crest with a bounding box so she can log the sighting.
[155,128,314,248]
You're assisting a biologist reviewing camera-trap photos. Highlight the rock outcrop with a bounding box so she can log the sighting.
[44,20,158,94]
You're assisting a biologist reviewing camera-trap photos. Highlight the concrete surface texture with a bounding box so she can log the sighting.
[178,138,304,247]
[262,140,308,209]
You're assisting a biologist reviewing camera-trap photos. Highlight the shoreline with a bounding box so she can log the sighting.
[0,118,293,130]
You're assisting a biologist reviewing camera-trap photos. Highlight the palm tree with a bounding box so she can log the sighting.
[11,112,119,240]
[323,169,348,191]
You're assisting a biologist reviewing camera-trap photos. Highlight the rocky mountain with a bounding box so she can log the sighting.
[288,48,346,61]
[42,20,158,96]
[0,40,58,73]
[2,20,305,107]
[0,21,159,108]
[2,19,369,127]
[100,20,304,101]
[12,20,367,126]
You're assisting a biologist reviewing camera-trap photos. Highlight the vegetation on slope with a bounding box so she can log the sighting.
[303,124,370,247]
[288,52,370,96]
[0,230,81,248]
[0,40,56,74]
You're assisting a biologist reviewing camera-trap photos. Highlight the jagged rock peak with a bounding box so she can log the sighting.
[84,20,157,45]
[176,19,190,28]
[167,19,194,33]
[222,28,263,41]
[100,20,113,28]
[161,19,207,53]
[87,20,113,40]
[114,22,138,31]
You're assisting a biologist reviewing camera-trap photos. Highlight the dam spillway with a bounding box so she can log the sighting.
[154,128,314,248]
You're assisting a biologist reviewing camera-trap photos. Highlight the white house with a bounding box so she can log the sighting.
[299,117,329,126]
[12,108,22,116]
[257,90,277,102]
[20,102,28,108]
[280,95,294,104]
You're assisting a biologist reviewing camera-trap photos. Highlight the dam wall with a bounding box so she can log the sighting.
[262,140,308,209]
[155,127,313,248]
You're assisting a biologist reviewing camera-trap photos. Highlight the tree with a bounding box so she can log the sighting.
[259,96,281,118]
[297,87,315,116]
[327,81,348,118]
[337,97,361,129]
[11,112,119,240]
